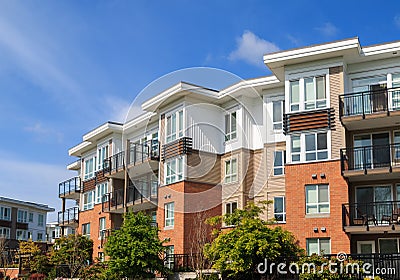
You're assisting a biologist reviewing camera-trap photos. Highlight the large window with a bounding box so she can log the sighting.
[290,80,300,112]
[165,202,174,228]
[304,76,326,110]
[83,191,95,211]
[273,151,285,175]
[99,217,106,239]
[38,214,44,227]
[16,230,27,241]
[225,201,237,215]
[97,145,108,170]
[306,185,330,214]
[290,132,328,163]
[272,100,283,130]
[225,111,237,141]
[29,212,34,223]
[84,157,96,180]
[305,132,328,161]
[17,210,28,223]
[165,157,183,185]
[96,182,108,204]
[0,227,10,239]
[166,110,183,143]
[82,223,90,238]
[224,158,238,184]
[37,232,43,241]
[274,197,286,223]
[0,207,11,221]
[306,238,330,255]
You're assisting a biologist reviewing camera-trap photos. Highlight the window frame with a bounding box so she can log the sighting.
[273,151,286,176]
[272,100,284,131]
[224,158,238,184]
[99,217,106,240]
[164,202,175,229]
[305,132,328,161]
[289,131,330,163]
[16,229,27,241]
[166,109,184,143]
[38,214,44,227]
[304,76,327,110]
[83,191,95,211]
[225,110,237,142]
[306,238,331,255]
[0,227,10,239]
[84,156,96,180]
[28,212,34,223]
[0,206,11,221]
[97,144,109,171]
[82,223,91,238]
[95,182,108,204]
[273,196,286,223]
[164,157,183,185]
[305,184,330,214]
[17,209,28,223]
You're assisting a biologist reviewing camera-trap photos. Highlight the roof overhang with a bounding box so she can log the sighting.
[83,121,123,142]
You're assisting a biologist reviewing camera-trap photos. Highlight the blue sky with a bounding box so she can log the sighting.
[1,0,400,220]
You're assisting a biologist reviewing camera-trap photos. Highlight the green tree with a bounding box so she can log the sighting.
[204,202,303,279]
[104,211,168,279]
[19,240,51,276]
[50,234,93,278]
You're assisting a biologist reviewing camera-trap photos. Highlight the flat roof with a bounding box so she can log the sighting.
[0,196,55,212]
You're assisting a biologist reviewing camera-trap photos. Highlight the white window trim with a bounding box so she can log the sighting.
[165,109,184,144]
[38,214,44,227]
[164,202,175,229]
[306,238,331,256]
[273,150,286,176]
[306,184,330,215]
[164,157,184,185]
[95,182,109,204]
[82,223,91,238]
[225,110,238,142]
[99,217,106,240]
[28,212,34,223]
[16,229,28,241]
[272,99,284,132]
[287,130,331,164]
[84,155,96,180]
[96,143,109,171]
[224,158,238,184]
[224,200,238,227]
[285,69,330,113]
[17,209,28,223]
[273,196,286,223]
[0,206,11,221]
[83,191,95,211]
[0,227,10,239]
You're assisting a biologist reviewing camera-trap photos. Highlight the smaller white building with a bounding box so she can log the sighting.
[46,221,75,243]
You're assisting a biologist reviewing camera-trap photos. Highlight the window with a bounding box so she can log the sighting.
[165,157,183,185]
[37,232,43,241]
[38,214,44,227]
[16,230,27,241]
[83,191,95,210]
[291,135,301,162]
[305,132,328,161]
[225,201,237,215]
[82,223,90,238]
[224,158,237,183]
[307,238,330,255]
[379,239,399,254]
[290,80,300,112]
[274,197,286,222]
[304,76,326,110]
[0,207,11,221]
[164,202,174,228]
[99,217,106,239]
[164,245,175,269]
[96,183,108,204]
[392,74,400,110]
[98,252,105,262]
[84,157,96,180]
[97,145,108,170]
[28,231,32,240]
[166,110,183,143]
[29,213,34,223]
[273,151,285,175]
[306,185,330,214]
[272,100,283,130]
[225,111,237,141]
[0,227,10,239]
[17,210,28,223]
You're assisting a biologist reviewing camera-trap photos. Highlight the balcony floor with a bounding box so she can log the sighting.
[343,165,400,182]
[341,110,400,130]
[344,223,400,234]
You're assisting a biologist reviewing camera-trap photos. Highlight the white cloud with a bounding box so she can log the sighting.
[315,22,339,37]
[394,15,400,29]
[229,30,280,67]
[0,153,74,221]
[104,96,140,123]
[24,122,64,143]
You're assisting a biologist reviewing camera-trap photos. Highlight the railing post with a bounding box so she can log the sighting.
[363,147,367,174]
[362,91,365,119]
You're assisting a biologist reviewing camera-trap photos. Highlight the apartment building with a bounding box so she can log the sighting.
[59,37,400,264]
[0,196,54,249]
[46,221,75,244]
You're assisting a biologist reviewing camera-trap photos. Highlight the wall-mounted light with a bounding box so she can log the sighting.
[164,195,168,199]
[168,194,171,198]
[312,174,317,179]
[321,227,326,232]
[320,173,326,179]
[313,227,318,233]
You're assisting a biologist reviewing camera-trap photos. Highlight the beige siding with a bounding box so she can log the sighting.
[187,150,221,185]
[330,66,345,159]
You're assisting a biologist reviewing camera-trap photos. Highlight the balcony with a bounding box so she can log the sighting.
[58,177,81,200]
[126,180,158,212]
[340,143,400,181]
[161,137,192,161]
[339,87,400,130]
[127,140,160,177]
[102,188,124,213]
[103,151,125,179]
[67,159,81,171]
[58,207,79,227]
[342,201,400,233]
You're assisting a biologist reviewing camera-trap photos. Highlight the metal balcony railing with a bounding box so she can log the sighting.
[58,207,79,226]
[128,140,160,166]
[339,86,400,118]
[103,151,125,175]
[340,143,400,173]
[126,179,158,205]
[58,177,81,197]
[102,188,124,212]
[342,201,400,227]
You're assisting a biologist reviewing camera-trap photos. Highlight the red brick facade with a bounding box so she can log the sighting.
[285,159,350,254]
